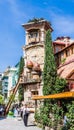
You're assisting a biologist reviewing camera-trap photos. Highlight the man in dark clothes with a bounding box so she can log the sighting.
[23,104,30,126]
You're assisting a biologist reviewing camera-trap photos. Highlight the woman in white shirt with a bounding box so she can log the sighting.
[23,104,30,126]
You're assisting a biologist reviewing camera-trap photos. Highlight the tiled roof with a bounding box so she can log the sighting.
[58,54,74,78]
[53,41,65,45]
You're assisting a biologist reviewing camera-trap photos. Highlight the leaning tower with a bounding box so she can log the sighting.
[22,19,53,106]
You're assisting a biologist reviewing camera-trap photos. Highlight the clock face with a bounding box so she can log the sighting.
[26,46,44,64]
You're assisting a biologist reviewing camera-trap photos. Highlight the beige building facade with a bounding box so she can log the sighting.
[21,20,74,106]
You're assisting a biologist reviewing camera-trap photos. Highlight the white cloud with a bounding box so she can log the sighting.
[4,0,27,25]
[7,0,21,16]
[46,7,74,37]
[52,14,74,35]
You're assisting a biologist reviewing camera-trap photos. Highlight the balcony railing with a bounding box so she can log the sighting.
[19,76,41,84]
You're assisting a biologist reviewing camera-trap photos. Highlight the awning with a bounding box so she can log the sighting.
[32,91,74,100]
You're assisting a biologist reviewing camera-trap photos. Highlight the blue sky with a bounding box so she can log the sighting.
[0,0,74,72]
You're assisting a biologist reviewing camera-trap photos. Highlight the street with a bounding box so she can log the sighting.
[0,116,42,130]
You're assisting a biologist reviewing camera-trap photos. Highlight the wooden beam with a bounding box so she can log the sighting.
[32,91,74,100]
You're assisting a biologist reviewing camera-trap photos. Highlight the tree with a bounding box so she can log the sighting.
[43,30,57,95]
[18,57,24,102]
[41,30,57,128]
[28,17,44,23]
[55,77,67,93]
[28,17,51,25]
[0,80,2,95]
[18,57,24,78]
[67,100,74,130]
[0,94,4,104]
[40,30,67,129]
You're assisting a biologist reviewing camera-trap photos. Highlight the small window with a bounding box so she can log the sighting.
[55,47,59,53]
[29,32,38,38]
[66,50,70,57]
[61,52,64,59]
[31,91,38,96]
[71,47,73,54]
[34,32,38,37]
[30,33,33,38]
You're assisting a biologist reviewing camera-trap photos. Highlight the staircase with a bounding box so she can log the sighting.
[5,78,21,115]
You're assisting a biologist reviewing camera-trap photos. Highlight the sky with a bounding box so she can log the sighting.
[0,0,74,72]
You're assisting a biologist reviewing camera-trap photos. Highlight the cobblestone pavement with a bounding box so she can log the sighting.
[0,116,42,130]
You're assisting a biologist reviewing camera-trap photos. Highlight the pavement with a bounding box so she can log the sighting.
[0,116,42,130]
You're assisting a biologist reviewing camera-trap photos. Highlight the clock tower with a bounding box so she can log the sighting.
[22,19,53,106]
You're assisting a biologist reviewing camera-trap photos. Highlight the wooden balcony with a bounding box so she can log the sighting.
[19,76,41,85]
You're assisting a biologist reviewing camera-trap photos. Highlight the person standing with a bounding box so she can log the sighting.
[14,107,18,117]
[23,104,30,126]
[20,104,24,118]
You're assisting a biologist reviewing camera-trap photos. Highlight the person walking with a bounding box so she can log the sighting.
[20,104,24,118]
[23,104,30,126]
[14,107,18,117]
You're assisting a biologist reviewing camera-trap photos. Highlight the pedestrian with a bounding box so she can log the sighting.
[23,104,30,126]
[20,104,24,118]
[14,107,18,117]
[63,113,69,125]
